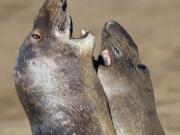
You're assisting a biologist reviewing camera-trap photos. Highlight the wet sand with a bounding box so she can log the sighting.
[0,0,180,134]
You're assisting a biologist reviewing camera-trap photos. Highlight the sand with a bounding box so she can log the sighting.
[0,0,180,134]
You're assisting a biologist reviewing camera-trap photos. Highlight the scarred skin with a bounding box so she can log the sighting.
[97,21,165,135]
[13,0,116,135]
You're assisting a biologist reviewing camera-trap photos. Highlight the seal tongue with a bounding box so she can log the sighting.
[102,49,111,66]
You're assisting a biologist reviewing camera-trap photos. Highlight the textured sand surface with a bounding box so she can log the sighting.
[0,0,180,134]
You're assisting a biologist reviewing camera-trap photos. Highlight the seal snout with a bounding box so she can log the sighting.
[100,21,125,66]
[100,21,140,66]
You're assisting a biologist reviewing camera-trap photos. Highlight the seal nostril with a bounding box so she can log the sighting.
[137,64,148,73]
[137,64,147,70]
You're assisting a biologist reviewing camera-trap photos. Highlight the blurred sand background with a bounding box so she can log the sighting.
[0,0,180,134]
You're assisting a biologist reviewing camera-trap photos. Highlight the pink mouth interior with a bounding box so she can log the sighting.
[102,49,111,66]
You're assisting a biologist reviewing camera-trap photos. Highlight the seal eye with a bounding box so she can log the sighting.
[31,30,42,40]
[48,5,54,11]
[32,34,41,40]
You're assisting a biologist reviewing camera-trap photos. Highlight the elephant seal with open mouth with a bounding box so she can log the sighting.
[96,21,165,135]
[13,0,116,134]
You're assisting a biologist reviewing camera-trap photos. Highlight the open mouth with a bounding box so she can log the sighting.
[93,48,111,72]
[60,15,95,55]
[101,48,111,66]
[68,16,89,40]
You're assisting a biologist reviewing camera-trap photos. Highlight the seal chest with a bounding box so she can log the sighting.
[27,57,58,91]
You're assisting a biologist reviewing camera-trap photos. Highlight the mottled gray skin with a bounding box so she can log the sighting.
[97,21,165,135]
[13,0,116,135]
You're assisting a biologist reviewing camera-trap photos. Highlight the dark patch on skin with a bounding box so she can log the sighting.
[96,21,165,135]
[62,0,67,11]
[92,56,105,72]
[14,0,116,135]
[69,16,73,37]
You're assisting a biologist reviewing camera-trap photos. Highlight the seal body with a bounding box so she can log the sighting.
[97,21,165,135]
[14,0,116,134]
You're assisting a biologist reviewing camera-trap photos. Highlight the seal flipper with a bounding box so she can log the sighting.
[97,21,165,135]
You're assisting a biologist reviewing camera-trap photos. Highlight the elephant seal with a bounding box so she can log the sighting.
[13,0,116,134]
[96,21,165,135]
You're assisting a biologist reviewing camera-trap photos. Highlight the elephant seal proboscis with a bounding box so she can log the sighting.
[96,21,165,135]
[13,0,116,135]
